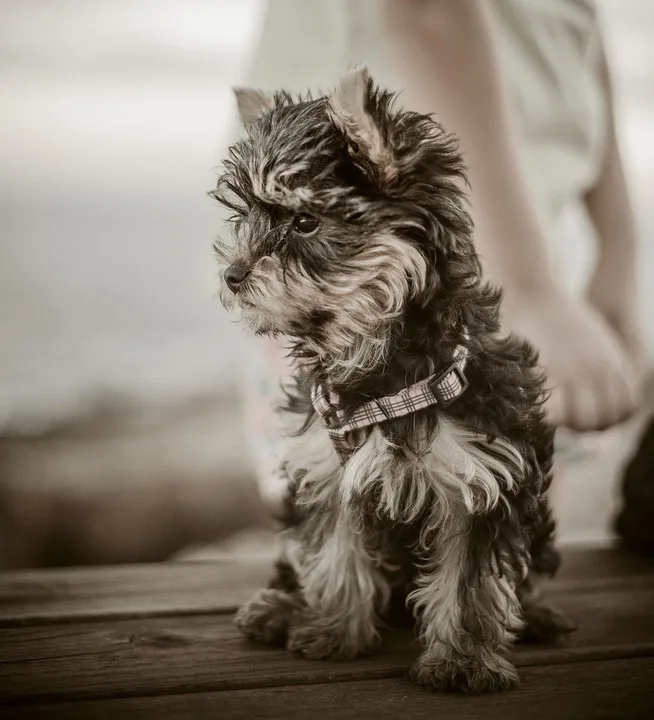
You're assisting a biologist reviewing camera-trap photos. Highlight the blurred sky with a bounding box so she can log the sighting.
[0,0,652,433]
[0,0,264,431]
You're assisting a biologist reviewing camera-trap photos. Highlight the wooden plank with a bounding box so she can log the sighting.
[0,557,272,627]
[555,546,654,582]
[2,579,654,704]
[1,548,653,627]
[5,658,654,719]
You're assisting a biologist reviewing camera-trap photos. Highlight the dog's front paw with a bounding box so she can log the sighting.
[234,588,300,646]
[287,612,379,660]
[409,649,519,694]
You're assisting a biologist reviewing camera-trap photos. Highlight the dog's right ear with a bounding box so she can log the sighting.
[233,88,275,130]
[328,66,397,186]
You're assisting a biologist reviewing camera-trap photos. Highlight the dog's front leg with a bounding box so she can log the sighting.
[409,508,522,693]
[286,508,390,661]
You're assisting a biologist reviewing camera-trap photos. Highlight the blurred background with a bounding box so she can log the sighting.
[0,0,653,569]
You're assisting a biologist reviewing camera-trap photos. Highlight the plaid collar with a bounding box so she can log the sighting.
[311,343,469,463]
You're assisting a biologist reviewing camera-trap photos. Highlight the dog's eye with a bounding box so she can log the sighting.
[292,214,319,235]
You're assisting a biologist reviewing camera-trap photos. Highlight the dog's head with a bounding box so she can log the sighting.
[213,67,475,376]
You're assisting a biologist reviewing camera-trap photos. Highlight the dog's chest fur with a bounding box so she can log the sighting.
[280,406,525,543]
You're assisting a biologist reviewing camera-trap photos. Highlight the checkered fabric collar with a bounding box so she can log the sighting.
[311,343,469,464]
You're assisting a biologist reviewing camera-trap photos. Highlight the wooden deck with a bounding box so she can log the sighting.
[1,548,653,718]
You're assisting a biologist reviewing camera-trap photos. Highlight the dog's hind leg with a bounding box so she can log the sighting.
[234,558,303,646]
[518,495,577,642]
[517,572,577,643]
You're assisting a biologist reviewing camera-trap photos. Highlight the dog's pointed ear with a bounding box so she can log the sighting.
[234,87,275,129]
[327,66,397,185]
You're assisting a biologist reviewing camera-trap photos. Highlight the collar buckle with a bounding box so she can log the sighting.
[429,362,469,408]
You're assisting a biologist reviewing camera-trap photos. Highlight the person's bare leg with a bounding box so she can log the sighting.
[381,0,641,432]
[585,40,646,388]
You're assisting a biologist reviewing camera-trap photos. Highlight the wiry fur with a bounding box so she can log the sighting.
[214,67,575,694]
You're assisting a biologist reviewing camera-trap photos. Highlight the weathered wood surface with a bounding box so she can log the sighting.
[1,548,653,718]
[0,555,273,626]
[6,659,653,720]
[1,547,652,626]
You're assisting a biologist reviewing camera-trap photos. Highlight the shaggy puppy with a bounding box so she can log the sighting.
[213,67,574,693]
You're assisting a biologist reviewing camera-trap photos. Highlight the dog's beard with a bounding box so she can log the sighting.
[219,234,429,378]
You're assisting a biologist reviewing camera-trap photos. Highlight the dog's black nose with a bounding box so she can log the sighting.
[224,263,250,293]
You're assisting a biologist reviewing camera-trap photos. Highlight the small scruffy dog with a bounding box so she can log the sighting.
[213,68,574,693]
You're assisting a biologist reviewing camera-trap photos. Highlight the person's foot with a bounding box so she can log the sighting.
[503,286,642,432]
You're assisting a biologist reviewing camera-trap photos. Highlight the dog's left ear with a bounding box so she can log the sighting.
[233,87,275,130]
[328,66,397,186]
